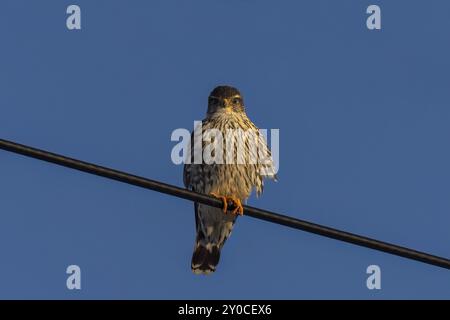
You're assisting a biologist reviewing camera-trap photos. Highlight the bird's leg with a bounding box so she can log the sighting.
[209,193,244,216]
[228,197,244,216]
[210,192,228,213]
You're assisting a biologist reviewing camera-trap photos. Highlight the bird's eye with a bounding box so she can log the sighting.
[232,97,241,105]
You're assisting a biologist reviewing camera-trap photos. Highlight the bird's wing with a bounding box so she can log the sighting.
[242,122,277,196]
[183,128,196,188]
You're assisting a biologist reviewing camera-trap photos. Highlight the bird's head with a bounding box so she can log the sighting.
[207,85,245,116]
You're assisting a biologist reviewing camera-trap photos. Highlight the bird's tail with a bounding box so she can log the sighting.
[191,243,221,275]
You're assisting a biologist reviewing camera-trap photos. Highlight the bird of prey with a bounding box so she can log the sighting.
[183,85,276,274]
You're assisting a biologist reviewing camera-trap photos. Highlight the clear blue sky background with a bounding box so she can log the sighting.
[0,0,449,299]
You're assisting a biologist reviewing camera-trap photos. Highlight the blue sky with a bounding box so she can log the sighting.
[0,0,450,299]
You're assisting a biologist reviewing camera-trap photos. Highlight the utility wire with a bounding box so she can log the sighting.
[1,138,449,270]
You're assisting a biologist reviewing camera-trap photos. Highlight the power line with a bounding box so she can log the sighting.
[1,137,449,270]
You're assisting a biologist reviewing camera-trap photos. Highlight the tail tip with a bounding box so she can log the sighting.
[191,244,221,275]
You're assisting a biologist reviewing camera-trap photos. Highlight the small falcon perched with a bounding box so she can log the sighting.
[183,85,276,274]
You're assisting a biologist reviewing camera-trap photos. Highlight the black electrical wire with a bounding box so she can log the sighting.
[1,138,449,270]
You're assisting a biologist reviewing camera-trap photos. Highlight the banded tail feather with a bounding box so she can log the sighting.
[191,243,221,274]
[191,202,237,274]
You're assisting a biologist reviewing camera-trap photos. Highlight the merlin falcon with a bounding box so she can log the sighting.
[183,85,276,274]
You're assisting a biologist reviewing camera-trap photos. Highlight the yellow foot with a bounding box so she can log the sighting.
[229,197,244,216]
[209,193,244,216]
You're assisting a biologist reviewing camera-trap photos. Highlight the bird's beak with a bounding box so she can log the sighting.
[224,99,233,113]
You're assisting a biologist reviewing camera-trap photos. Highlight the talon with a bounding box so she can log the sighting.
[229,197,244,216]
[210,192,228,213]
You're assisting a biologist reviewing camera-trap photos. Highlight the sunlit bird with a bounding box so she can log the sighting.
[183,85,276,274]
